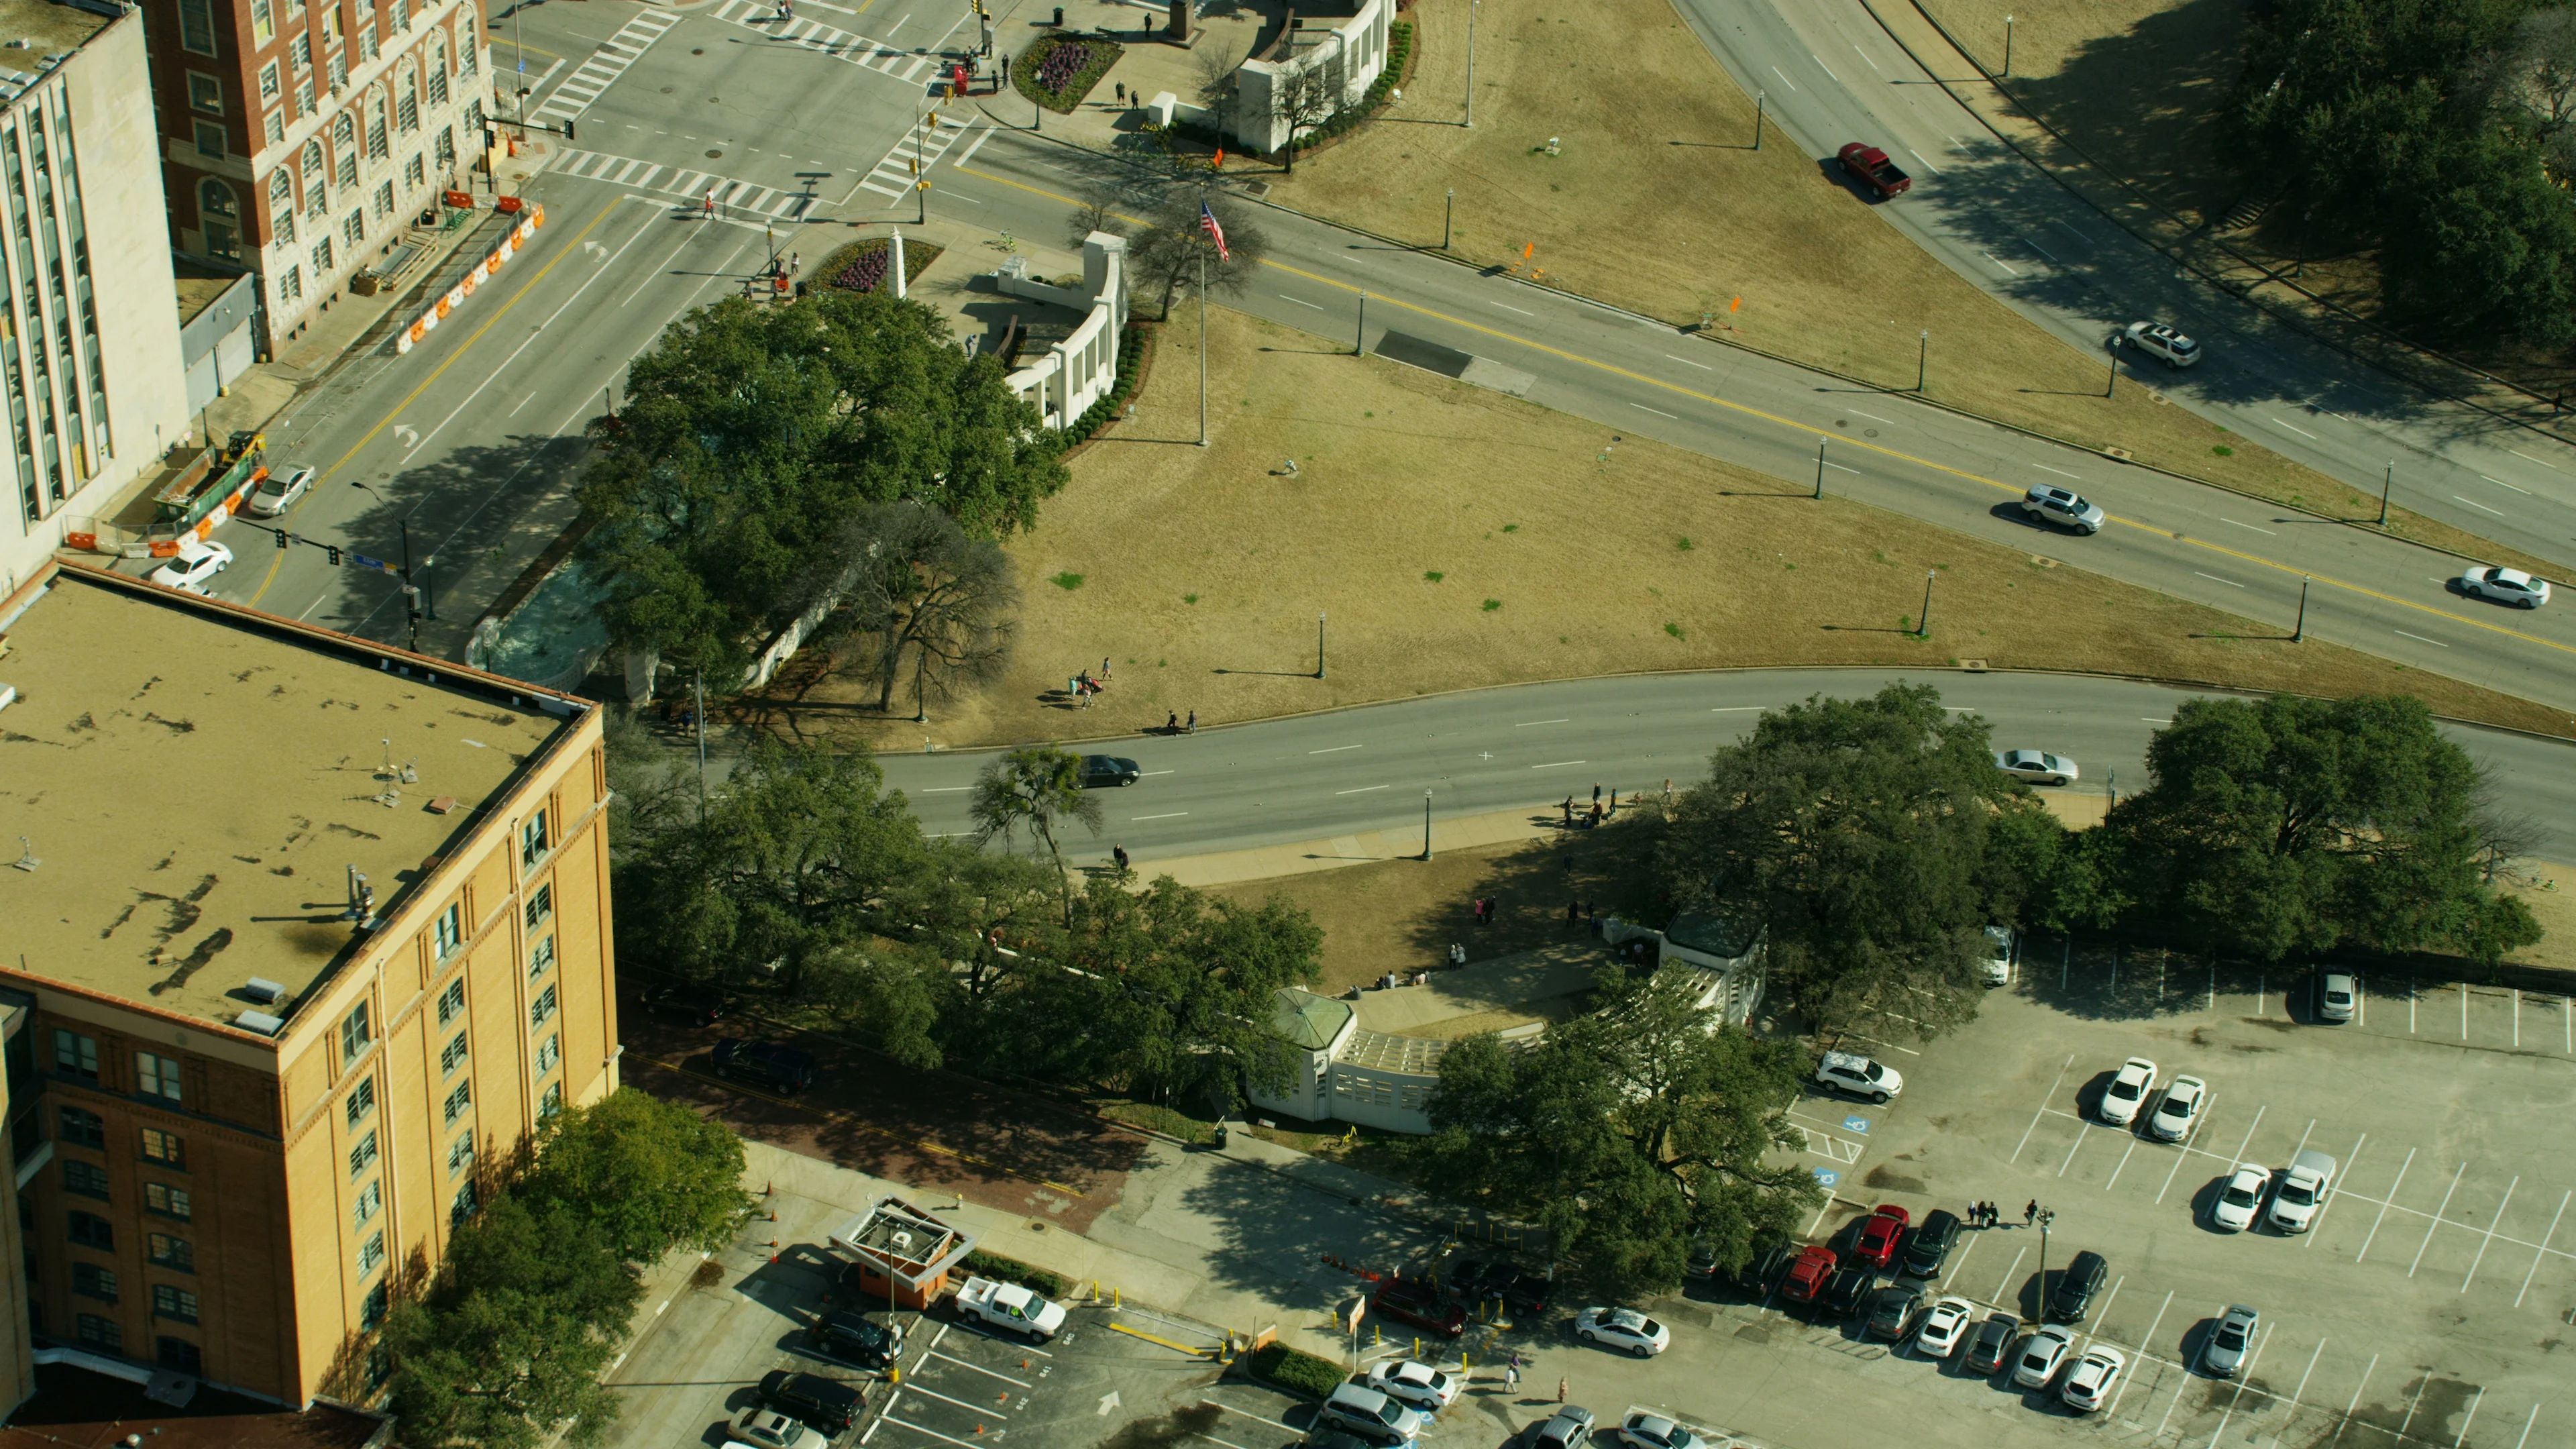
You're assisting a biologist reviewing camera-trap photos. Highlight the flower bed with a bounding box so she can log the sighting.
[1016,32,1121,113]
[814,237,946,294]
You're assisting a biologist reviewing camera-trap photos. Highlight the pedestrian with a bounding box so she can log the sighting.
[1186,708,1197,734]
[1557,1377,1568,1404]
[1066,675,1079,701]
[1567,899,1580,926]
[790,251,800,274]
[1982,1201,1994,1228]
[1102,656,1112,680]
[1505,1364,1519,1393]
[1562,796,1574,826]
[2025,1199,2038,1226]
[1167,711,1179,735]
[1662,777,1673,799]
[703,190,716,219]
[1113,844,1130,873]
[1450,943,1466,966]
[1115,81,1126,103]
[1588,802,1603,828]
[1608,788,1618,817]
[1474,898,1489,926]
[1592,782,1603,806]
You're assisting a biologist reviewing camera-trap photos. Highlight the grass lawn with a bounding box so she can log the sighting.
[1241,0,2542,570]
[733,305,2569,753]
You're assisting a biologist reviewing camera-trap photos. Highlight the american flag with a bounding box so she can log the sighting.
[1199,201,1230,262]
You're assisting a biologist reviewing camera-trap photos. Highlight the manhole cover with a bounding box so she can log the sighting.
[661,85,674,93]
[691,46,704,54]
[1864,428,1879,437]
[1833,418,1847,428]
[707,149,724,158]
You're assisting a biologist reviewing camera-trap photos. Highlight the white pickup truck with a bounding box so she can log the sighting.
[954,1277,1067,1342]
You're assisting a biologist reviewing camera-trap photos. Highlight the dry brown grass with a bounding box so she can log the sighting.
[733,305,2569,754]
[1241,0,2543,571]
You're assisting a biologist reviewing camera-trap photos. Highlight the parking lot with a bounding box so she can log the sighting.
[1764,940,2576,1449]
[862,1305,1237,1448]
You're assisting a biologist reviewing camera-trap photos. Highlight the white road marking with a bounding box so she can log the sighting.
[1632,403,1678,419]
[2199,1321,2273,1447]
[2193,572,2245,588]
[1982,252,2021,276]
[2453,494,2510,517]
[1909,148,1941,174]
[1849,409,1896,425]
[916,786,969,792]
[2219,517,2277,535]
[2033,463,2082,478]
[2269,417,2319,439]
[1531,759,1588,768]
[1770,66,1798,90]
[2054,219,2091,242]
[1854,44,1880,71]
[1823,459,1860,474]
[1492,301,1535,316]
[2461,1177,2520,1292]
[881,1415,987,1448]
[2020,234,2058,262]
[950,124,996,168]
[1130,812,1188,820]
[1141,769,1174,777]
[2513,1189,2569,1307]
[1812,53,1840,81]
[1711,706,1766,711]
[2286,1335,2327,1411]
[2479,474,2530,494]
[1516,718,1568,726]
[1308,744,1362,753]
[1335,784,1389,795]
[2011,1055,2076,1162]
[900,1383,1007,1416]
[1988,1244,2025,1308]
[2407,1161,2470,1276]
[2508,448,2563,470]
[1279,294,1324,310]
[2394,630,2451,648]
[1666,353,1715,370]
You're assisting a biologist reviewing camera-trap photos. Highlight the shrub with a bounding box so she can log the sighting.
[957,1248,1069,1299]
[1053,572,1085,590]
[1017,33,1122,113]
[1246,1340,1348,1399]
[1064,321,1155,445]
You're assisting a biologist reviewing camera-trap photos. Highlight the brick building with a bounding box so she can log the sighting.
[146,0,494,349]
[0,559,618,1405]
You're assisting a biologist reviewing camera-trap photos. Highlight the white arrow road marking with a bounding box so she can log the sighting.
[394,425,420,449]
[584,239,610,259]
[1097,1391,1121,1416]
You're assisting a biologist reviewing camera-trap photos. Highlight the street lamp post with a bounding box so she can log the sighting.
[1421,790,1434,862]
[1317,612,1328,680]
[1197,250,1208,446]
[2377,461,2394,525]
[2003,14,2016,77]
[2294,576,2310,642]
[1464,0,1477,127]
[1814,436,1826,498]
[1754,89,1766,150]
[2033,1205,2053,1324]
[1442,188,1454,250]
[1356,291,1367,356]
[1917,329,1928,392]
[1918,568,1935,638]
[2106,339,2119,398]
[349,482,429,651]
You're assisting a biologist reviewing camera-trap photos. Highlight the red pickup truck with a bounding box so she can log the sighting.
[1837,142,1912,199]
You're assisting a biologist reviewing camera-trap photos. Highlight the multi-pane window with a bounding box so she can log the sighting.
[57,1106,103,1148]
[341,1001,372,1066]
[311,235,333,276]
[531,983,557,1029]
[141,1129,184,1169]
[427,42,448,107]
[52,1029,98,1081]
[443,1081,471,1125]
[347,1129,378,1179]
[259,61,280,102]
[152,1284,199,1324]
[372,178,392,218]
[136,1051,182,1104]
[342,207,363,246]
[278,263,302,302]
[540,1081,564,1121]
[327,54,347,91]
[252,0,274,44]
[63,1161,108,1201]
[353,1180,380,1230]
[158,1337,203,1375]
[75,1313,119,1351]
[68,1210,113,1249]
[357,1230,386,1277]
[291,30,311,72]
[525,883,553,931]
[193,120,226,158]
[71,1263,117,1303]
[266,111,286,146]
[535,1033,559,1076]
[447,1130,474,1177]
[451,1181,477,1226]
[362,1281,390,1331]
[438,977,467,1026]
[440,1031,468,1078]
[297,77,315,115]
[177,0,217,54]
[529,934,555,981]
[358,23,377,62]
[346,1077,376,1130]
[187,74,224,115]
[434,902,463,959]
[521,812,550,867]
[144,1183,191,1222]
[404,151,423,189]
[148,1233,194,1273]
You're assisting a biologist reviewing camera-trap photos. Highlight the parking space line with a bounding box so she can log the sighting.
[2406,1162,2469,1276]
[1939,1232,1977,1291]
[2514,1189,2570,1307]
[900,1383,1009,1417]
[2461,1177,2520,1293]
[2059,1121,2094,1177]
[2353,1148,2416,1263]
[2151,1351,2194,1438]
[924,1350,1033,1387]
[881,1414,988,1448]
[947,1323,1053,1355]
[2302,1134,2366,1247]
[2513,1403,2544,1449]
[2104,1290,2171,1419]
[2339,1354,2379,1443]
[2200,1321,2273,1446]
[2104,1137,2140,1191]
[1195,1434,1251,1449]
[1201,1400,1297,1432]
[2395,1373,2432,1442]
[2286,1335,2326,1410]
[2091,1275,2125,1332]
[2011,1054,2076,1163]
[1986,1244,2025,1308]
[2455,1386,2487,1446]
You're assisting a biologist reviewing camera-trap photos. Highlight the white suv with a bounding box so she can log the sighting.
[1813,1050,1902,1104]
[2020,484,2104,535]
[2124,321,2202,368]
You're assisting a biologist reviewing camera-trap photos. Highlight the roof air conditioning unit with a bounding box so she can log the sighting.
[236,1010,284,1036]
[244,977,287,1004]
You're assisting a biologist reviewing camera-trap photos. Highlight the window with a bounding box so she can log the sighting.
[439,1031,468,1078]
[352,1179,380,1230]
[392,0,408,32]
[397,72,418,132]
[332,114,356,186]
[148,1233,194,1273]
[278,262,302,302]
[297,77,315,116]
[266,111,285,146]
[521,812,550,867]
[252,0,274,44]
[341,1001,372,1066]
[528,934,554,981]
[136,1051,183,1104]
[152,1284,199,1324]
[71,1263,117,1303]
[75,1313,120,1352]
[403,151,423,189]
[347,1128,378,1179]
[539,1081,564,1121]
[193,120,227,158]
[188,74,224,115]
[141,1129,184,1169]
[144,1183,191,1222]
[68,1210,113,1249]
[292,30,311,72]
[260,60,280,101]
[63,1161,108,1201]
[177,0,217,54]
[358,23,376,62]
[443,1080,471,1125]
[327,54,347,91]
[321,4,340,45]
[356,1230,385,1277]
[268,167,294,230]
[530,983,557,1030]
[345,1077,376,1130]
[447,1130,474,1177]
[310,235,332,276]
[525,883,553,931]
[427,38,448,107]
[535,1033,559,1076]
[342,207,364,246]
[58,1106,103,1148]
[362,1280,389,1331]
[53,1029,98,1081]
[157,1337,203,1375]
[433,902,462,959]
[439,977,467,1026]
[372,178,392,218]
[451,1181,477,1226]
[199,178,236,218]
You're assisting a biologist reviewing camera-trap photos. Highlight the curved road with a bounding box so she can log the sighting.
[871,669,2576,869]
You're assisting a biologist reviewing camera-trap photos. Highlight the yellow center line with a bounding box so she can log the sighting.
[960,160,2570,664]
[246,195,630,608]
[504,39,566,60]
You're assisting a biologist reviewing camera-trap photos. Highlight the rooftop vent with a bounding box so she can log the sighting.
[244,977,286,1005]
[235,1010,284,1036]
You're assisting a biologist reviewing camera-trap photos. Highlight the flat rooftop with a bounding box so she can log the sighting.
[0,0,112,74]
[0,1358,386,1449]
[0,566,574,1033]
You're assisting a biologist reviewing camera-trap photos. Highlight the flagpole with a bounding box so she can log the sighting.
[1197,249,1208,447]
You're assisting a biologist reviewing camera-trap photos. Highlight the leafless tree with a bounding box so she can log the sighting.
[1194,37,1246,136]
[811,502,1018,718]
[1124,192,1269,319]
[2471,765,2547,886]
[1269,44,1351,173]
[1065,189,1129,250]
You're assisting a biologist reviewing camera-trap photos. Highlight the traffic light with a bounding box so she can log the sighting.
[564,119,577,142]
[327,545,343,567]
[274,528,288,549]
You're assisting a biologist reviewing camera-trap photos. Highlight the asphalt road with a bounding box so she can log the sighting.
[1672,0,2576,575]
[865,667,2576,868]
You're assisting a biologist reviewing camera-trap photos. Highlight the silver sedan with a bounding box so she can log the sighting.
[2457,566,2550,609]
[1993,749,2078,786]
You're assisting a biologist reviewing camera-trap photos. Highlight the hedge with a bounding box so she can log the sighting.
[1246,1340,1348,1400]
[1063,321,1154,447]
[1016,32,1122,113]
[957,1248,1070,1300]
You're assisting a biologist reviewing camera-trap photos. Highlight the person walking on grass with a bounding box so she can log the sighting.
[1167,712,1179,736]
[1187,708,1197,734]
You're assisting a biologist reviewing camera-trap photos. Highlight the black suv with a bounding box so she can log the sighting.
[642,981,728,1026]
[810,1308,904,1368]
[1900,1209,1961,1279]
[1734,1242,1797,1298]
[712,1039,816,1094]
[759,1369,863,1433]
[2048,1250,2109,1323]
[1824,1264,1877,1317]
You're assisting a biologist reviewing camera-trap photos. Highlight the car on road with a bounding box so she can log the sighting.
[1900,1208,1962,1279]
[149,539,232,594]
[1837,142,1913,199]
[2204,1304,2259,1378]
[1574,1305,1670,1357]
[1813,1049,1902,1103]
[2012,1325,2076,1389]
[642,980,728,1027]
[1824,1264,1878,1318]
[2019,484,2105,535]
[730,1407,828,1449]
[1365,1359,1459,1413]
[1966,1313,2019,1375]
[2314,970,2357,1024]
[1529,1405,1598,1448]
[2124,321,2202,368]
[1914,1295,1978,1358]
[1980,925,2016,985]
[247,463,317,517]
[1783,1245,1837,1302]
[2100,1056,2159,1127]
[2213,1163,2271,1232]
[1854,1204,1909,1269]
[1370,1279,1464,1338]
[2150,1074,2208,1142]
[2269,1150,2337,1234]
[1993,748,2078,786]
[1318,1383,1427,1445]
[1864,1283,1925,1341]
[808,1308,902,1368]
[2049,1250,2110,1323]
[711,1039,816,1095]
[2060,1346,2127,1412]
[756,1371,862,1435]
[1080,754,1142,787]
[2457,565,2551,609]
[1617,1412,1713,1449]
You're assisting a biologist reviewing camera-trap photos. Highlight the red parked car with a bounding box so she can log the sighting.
[1856,1204,1911,1269]
[1782,1245,1838,1302]
[1371,1278,1465,1337]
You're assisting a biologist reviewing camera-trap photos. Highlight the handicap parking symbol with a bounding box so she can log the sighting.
[1843,1115,1872,1134]
[1813,1168,1839,1187]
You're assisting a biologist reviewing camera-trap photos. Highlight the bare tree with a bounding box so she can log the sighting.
[1194,37,1246,136]
[1124,192,1268,318]
[2471,765,2547,886]
[1065,188,1129,250]
[813,502,1018,719]
[1269,44,1350,173]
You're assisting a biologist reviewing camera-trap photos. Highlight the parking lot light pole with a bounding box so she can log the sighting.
[1464,1,1477,127]
[2003,14,2016,77]
[1754,89,1765,150]
[1317,612,1328,679]
[1917,329,1928,391]
[1814,436,1826,498]
[2033,1205,2052,1325]
[1443,187,1454,250]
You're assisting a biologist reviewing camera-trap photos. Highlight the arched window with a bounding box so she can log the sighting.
[333,113,357,188]
[426,35,449,108]
[397,68,419,132]
[199,178,240,262]
[455,5,478,76]
[199,178,235,217]
[268,168,298,246]
[303,139,329,217]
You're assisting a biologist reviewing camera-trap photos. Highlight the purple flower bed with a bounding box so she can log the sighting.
[1036,42,1091,94]
[833,247,889,293]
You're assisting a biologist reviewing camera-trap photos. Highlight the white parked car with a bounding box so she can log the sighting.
[2124,321,2202,368]
[1364,1358,1459,1413]
[246,463,317,517]
[1812,1049,1902,1104]
[730,1407,828,1449]
[1617,1413,1712,1449]
[2268,1150,2337,1233]
[2019,484,2105,535]
[2060,1346,2126,1411]
[1980,926,2015,986]
[1574,1306,1670,1358]
[1914,1295,1977,1358]
[2012,1324,2076,1389]
[2457,565,2551,609]
[149,539,233,594]
[1993,748,2078,786]
[2212,1163,2269,1232]
[2149,1075,2207,1142]
[2100,1057,2159,1127]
